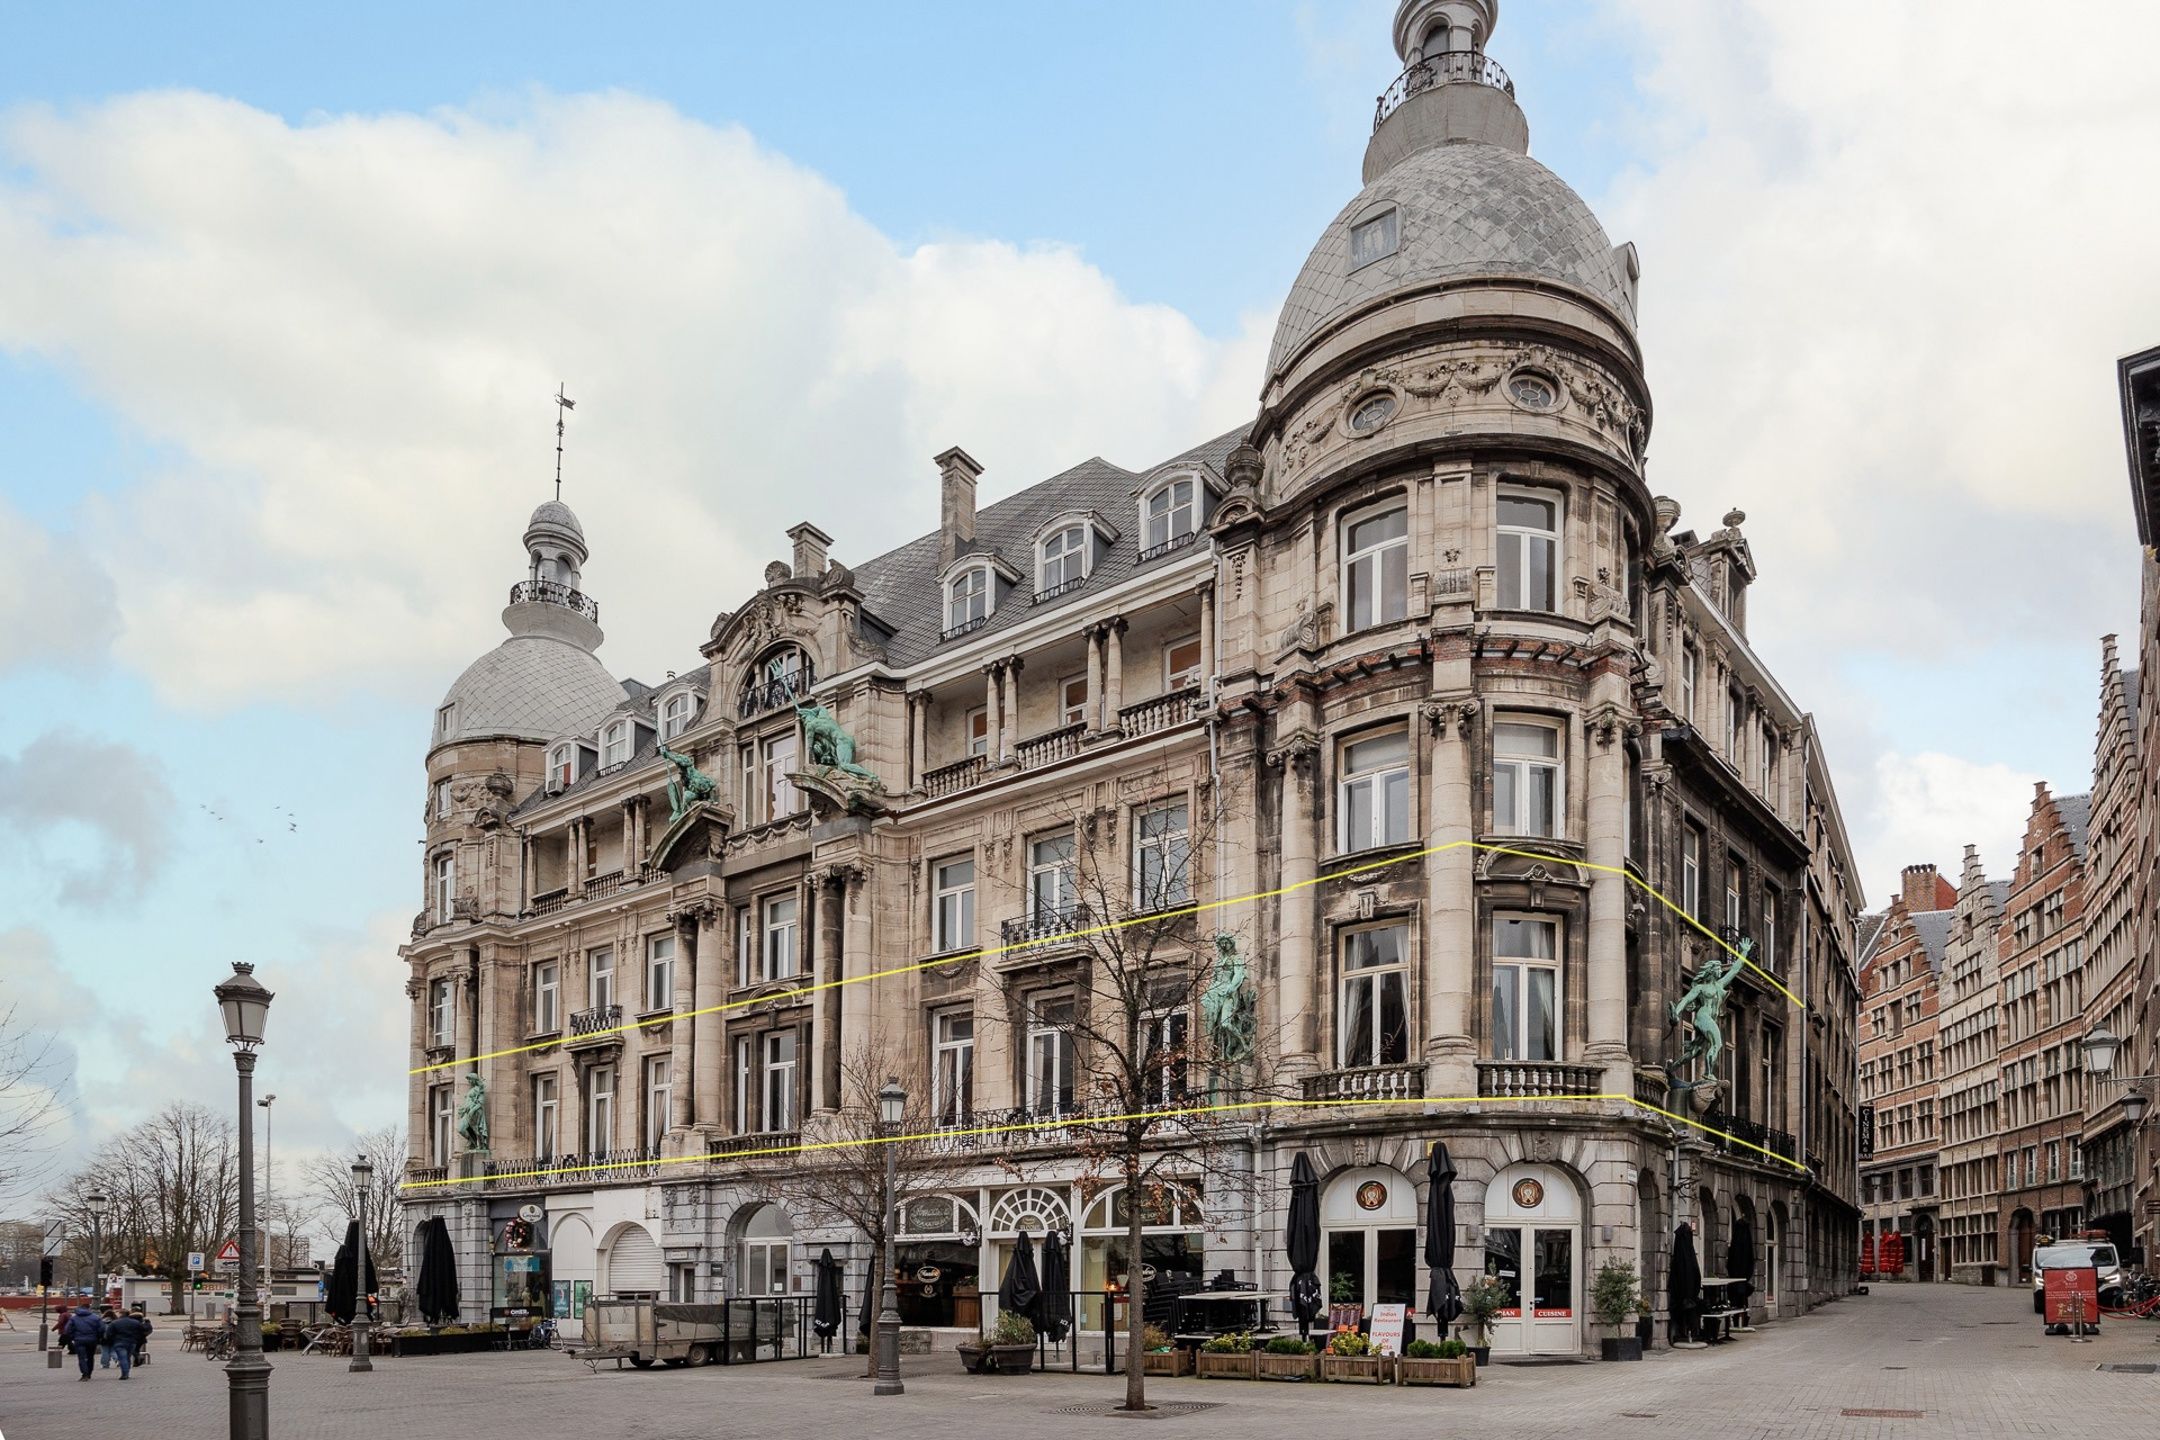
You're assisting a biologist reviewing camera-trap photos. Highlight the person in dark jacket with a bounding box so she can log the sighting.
[129,1303,153,1365]
[106,1310,149,1379]
[59,1305,102,1379]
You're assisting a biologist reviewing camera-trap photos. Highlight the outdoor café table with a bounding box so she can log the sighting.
[1170,1290,1280,1338]
[1697,1277,1748,1342]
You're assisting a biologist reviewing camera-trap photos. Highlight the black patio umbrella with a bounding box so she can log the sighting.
[1286,1152,1323,1341]
[998,1229,1043,1330]
[1669,1222,1702,1345]
[811,1248,844,1349]
[1728,1216,1756,1313]
[415,1217,460,1325]
[1037,1231,1072,1344]
[1423,1142,1463,1329]
[326,1219,379,1325]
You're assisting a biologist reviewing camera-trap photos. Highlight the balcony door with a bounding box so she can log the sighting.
[1482,1163,1581,1356]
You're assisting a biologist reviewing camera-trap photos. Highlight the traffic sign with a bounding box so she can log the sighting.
[216,1239,241,1263]
[187,1252,206,1273]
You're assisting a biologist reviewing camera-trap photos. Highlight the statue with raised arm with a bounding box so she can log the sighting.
[1668,938,1751,1093]
[794,701,880,785]
[1201,932,1256,1067]
[657,739,717,822]
[456,1069,490,1152]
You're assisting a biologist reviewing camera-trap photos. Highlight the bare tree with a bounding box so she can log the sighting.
[303,1126,406,1273]
[978,781,1284,1412]
[50,1103,239,1313]
[0,992,63,1205]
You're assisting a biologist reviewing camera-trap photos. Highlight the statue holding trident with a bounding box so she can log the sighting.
[793,701,880,786]
[455,1069,490,1152]
[657,739,717,822]
[1668,938,1751,1093]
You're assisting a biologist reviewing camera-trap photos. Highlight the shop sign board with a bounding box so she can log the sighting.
[1369,1303,1407,1356]
[2043,1266,2098,1327]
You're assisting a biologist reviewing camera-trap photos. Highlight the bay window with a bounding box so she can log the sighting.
[1342,502,1409,632]
[1491,915,1561,1062]
[1338,923,1410,1068]
[1337,729,1410,851]
[1492,718,1562,837]
[1496,491,1559,611]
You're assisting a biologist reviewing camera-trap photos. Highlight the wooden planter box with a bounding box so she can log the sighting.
[1320,1354,1390,1384]
[1195,1350,1256,1379]
[1395,1355,1477,1387]
[956,1342,1036,1374]
[1252,1350,1320,1380]
[1134,1348,1193,1377]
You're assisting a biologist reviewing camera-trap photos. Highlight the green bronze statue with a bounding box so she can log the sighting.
[455,1069,490,1151]
[1668,938,1751,1093]
[793,701,879,785]
[657,739,717,821]
[1200,933,1256,1066]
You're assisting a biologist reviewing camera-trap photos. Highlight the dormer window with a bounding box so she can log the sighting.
[601,719,632,769]
[547,744,575,793]
[661,691,696,740]
[944,566,991,638]
[1349,208,1399,271]
[436,703,456,738]
[739,645,814,719]
[1141,478,1199,560]
[1036,525,1089,601]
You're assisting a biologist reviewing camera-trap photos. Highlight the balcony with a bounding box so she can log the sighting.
[1033,575,1087,605]
[1120,688,1197,739]
[738,665,815,719]
[508,578,600,623]
[484,1147,659,1189]
[923,1102,1128,1155]
[1137,530,1199,564]
[1304,1064,1425,1104]
[1014,721,1086,770]
[1477,1060,1603,1098]
[404,1162,449,1187]
[583,869,626,903]
[999,904,1091,956]
[565,1003,624,1050]
[1373,49,1515,130]
[710,1130,802,1161]
[921,755,987,800]
[941,615,989,643]
[1700,1107,1797,1165]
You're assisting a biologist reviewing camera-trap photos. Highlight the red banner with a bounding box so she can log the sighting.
[2044,1267,2098,1327]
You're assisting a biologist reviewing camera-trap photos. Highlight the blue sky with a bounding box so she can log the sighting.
[4,0,2156,1208]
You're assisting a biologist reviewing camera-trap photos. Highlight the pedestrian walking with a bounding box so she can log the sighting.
[130,1303,153,1366]
[59,1304,101,1380]
[97,1305,120,1367]
[106,1309,149,1379]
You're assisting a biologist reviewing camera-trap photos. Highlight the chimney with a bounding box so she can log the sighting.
[787,522,832,581]
[1900,862,1951,912]
[935,446,982,566]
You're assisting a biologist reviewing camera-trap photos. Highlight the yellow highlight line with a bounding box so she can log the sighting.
[414,839,1800,1077]
[397,1090,1805,1192]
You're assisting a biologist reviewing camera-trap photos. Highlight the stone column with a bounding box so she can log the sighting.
[1585,704,1633,1093]
[405,977,428,1161]
[1000,657,1024,759]
[693,904,727,1137]
[667,912,697,1147]
[909,693,928,787]
[983,663,1003,759]
[518,833,534,913]
[1269,733,1320,1071]
[1083,628,1105,735]
[1102,619,1127,731]
[1197,585,1216,695]
[1423,700,1479,1098]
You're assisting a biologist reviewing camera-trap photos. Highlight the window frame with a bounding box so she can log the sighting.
[1037,523,1090,596]
[1336,727,1412,852]
[429,1083,454,1165]
[932,856,977,954]
[945,565,991,631]
[1682,823,1704,917]
[1680,641,1700,723]
[432,851,455,923]
[642,1053,671,1153]
[1141,476,1199,555]
[1495,488,1561,612]
[533,960,560,1035]
[601,719,632,769]
[586,1063,615,1154]
[1024,997,1077,1118]
[433,778,452,821]
[1490,913,1563,1063]
[965,706,991,758]
[932,1009,975,1126]
[1491,716,1564,838]
[586,946,615,1012]
[1058,673,1090,727]
[645,931,675,1013]
[1336,921,1412,1069]
[533,1073,559,1161]
[1027,831,1077,924]
[759,892,799,984]
[1133,799,1193,912]
[1143,1003,1191,1106]
[1341,499,1410,633]
[1348,206,1400,271]
[548,744,575,792]
[661,691,696,740]
[1164,634,1203,691]
[428,977,455,1047]
[760,1029,798,1133]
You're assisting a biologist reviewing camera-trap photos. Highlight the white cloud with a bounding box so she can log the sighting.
[0,499,118,675]
[0,731,173,906]
[1857,751,2043,893]
[0,90,1266,710]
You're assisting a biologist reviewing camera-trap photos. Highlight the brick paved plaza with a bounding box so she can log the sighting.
[5,1285,2158,1440]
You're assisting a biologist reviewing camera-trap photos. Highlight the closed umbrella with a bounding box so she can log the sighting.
[811,1248,844,1349]
[1037,1231,1071,1344]
[1728,1216,1756,1314]
[998,1230,1043,1331]
[326,1219,378,1325]
[416,1217,460,1325]
[1286,1152,1323,1341]
[1424,1142,1463,1329]
[1669,1223,1702,1345]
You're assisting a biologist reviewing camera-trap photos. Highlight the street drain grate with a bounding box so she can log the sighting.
[1047,1402,1223,1421]
[1841,1410,1925,1419]
[2097,1363,2160,1374]
[1618,1413,1658,1419]
[1882,1365,1908,1370]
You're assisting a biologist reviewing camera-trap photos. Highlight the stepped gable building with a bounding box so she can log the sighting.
[2080,638,2142,1256]
[1936,848,2008,1284]
[1994,784,2091,1279]
[1856,866,1954,1278]
[399,0,1865,1354]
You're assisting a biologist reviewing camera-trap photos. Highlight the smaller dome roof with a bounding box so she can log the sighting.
[527,499,585,539]
[435,634,622,749]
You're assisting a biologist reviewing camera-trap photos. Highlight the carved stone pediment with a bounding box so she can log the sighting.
[648,800,733,873]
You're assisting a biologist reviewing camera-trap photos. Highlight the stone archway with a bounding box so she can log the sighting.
[1321,1164,1420,1316]
[1483,1162,1584,1356]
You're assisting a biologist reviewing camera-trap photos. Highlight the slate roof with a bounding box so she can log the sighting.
[435,634,625,749]
[2055,791,2093,859]
[2122,668,2141,722]
[1856,911,1888,967]
[849,427,1247,669]
[1267,141,1636,379]
[510,668,712,818]
[1910,910,1955,972]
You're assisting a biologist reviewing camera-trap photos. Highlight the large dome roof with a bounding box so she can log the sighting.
[434,634,623,749]
[1267,141,1636,381]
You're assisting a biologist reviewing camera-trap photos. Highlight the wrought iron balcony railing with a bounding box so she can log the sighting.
[999,903,1090,953]
[940,614,990,643]
[1033,575,1087,605]
[738,665,815,719]
[1138,529,1200,564]
[1374,49,1515,130]
[508,579,600,623]
[566,1003,623,1044]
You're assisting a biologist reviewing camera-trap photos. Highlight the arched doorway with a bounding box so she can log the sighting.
[1483,1163,1582,1356]
[550,1214,594,1319]
[1323,1165,1419,1316]
[733,1203,793,1297]
[600,1221,664,1299]
[1765,1203,1788,1315]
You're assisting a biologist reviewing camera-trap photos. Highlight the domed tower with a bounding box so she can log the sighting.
[420,500,624,930]
[1226,0,1653,1106]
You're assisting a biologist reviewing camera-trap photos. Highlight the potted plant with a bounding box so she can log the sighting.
[1194,1330,1256,1379]
[1396,1336,1477,1388]
[1132,1322,1191,1377]
[1319,1325,1388,1383]
[1458,1275,1506,1366]
[1594,1257,1644,1361]
[956,1310,1036,1374]
[1253,1333,1320,1380]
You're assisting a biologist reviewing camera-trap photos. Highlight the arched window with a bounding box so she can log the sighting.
[1037,524,1090,598]
[600,719,632,769]
[1140,478,1199,559]
[739,645,813,718]
[660,690,696,740]
[944,566,991,637]
[547,744,575,792]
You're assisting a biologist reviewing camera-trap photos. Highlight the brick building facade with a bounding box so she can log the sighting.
[1857,867,1953,1278]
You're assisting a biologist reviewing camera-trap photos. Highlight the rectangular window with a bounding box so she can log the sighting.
[1759,722,1776,793]
[587,947,615,1011]
[433,779,452,821]
[437,702,456,737]
[643,1054,671,1153]
[533,1074,558,1161]
[533,960,560,1034]
[1025,999,1076,1117]
[430,1084,454,1164]
[1726,858,1745,934]
[601,720,631,768]
[1761,888,1778,972]
[549,745,575,791]
[1338,729,1411,851]
[932,857,976,953]
[661,692,694,740]
[433,851,455,923]
[1492,719,1562,837]
[1338,923,1411,1068]
[1726,687,1743,762]
[966,707,990,758]
[1342,503,1409,632]
[586,1064,615,1155]
[645,933,675,1012]
[668,1263,697,1303]
[1165,636,1203,691]
[761,893,799,982]
[1680,641,1699,723]
[1496,492,1559,611]
[1028,832,1077,923]
[1145,1005,1191,1106]
[733,1036,752,1134]
[1348,208,1399,269]
[428,977,455,1046]
[1682,824,1704,918]
[763,733,798,821]
[734,906,752,988]
[933,1010,974,1125]
[761,1030,797,1132]
[1492,915,1561,1062]
[1059,674,1089,727]
[1134,800,1193,911]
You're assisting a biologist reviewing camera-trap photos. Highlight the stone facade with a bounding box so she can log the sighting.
[1856,867,1953,1276]
[1936,850,2007,1283]
[397,0,1866,1355]
[2115,345,2160,1265]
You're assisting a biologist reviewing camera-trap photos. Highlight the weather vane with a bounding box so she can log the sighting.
[553,383,576,500]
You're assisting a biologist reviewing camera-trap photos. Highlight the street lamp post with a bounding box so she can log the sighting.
[259,1095,277,1270]
[873,1079,905,1398]
[86,1192,107,1311]
[215,962,274,1440]
[350,1153,375,1373]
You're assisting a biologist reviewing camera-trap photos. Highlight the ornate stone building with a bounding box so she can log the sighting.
[2080,639,2142,1255]
[399,0,1865,1353]
[1856,867,1952,1278]
[1936,849,2007,1284]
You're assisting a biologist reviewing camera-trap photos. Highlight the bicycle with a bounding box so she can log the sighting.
[202,1329,236,1362]
[532,1318,561,1350]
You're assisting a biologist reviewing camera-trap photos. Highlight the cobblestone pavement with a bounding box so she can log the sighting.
[4,1285,2159,1440]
